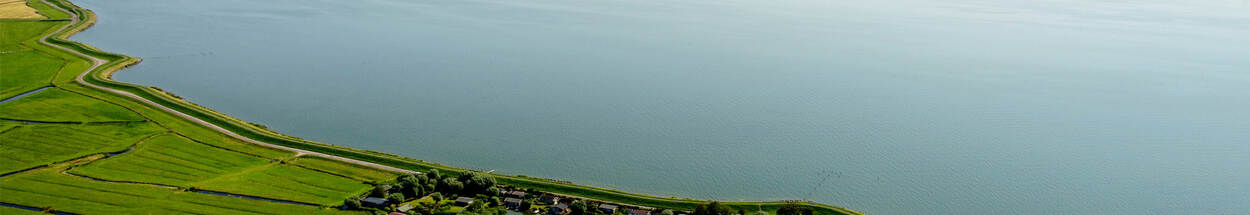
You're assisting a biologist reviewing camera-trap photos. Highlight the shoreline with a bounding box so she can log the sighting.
[36,0,864,214]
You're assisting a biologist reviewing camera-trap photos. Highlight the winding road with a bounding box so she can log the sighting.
[37,0,417,174]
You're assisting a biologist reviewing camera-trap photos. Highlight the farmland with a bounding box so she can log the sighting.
[0,0,42,18]
[68,133,271,186]
[197,164,373,205]
[0,21,62,99]
[0,123,165,174]
[0,88,146,122]
[290,155,401,183]
[0,167,361,214]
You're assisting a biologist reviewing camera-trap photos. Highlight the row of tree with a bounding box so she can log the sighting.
[345,170,501,211]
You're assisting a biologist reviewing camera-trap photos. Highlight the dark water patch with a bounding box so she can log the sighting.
[0,202,44,211]
[0,165,49,178]
[63,171,178,188]
[189,189,320,206]
[0,86,51,105]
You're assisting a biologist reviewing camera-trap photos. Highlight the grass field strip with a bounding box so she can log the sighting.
[188,189,320,206]
[0,86,50,104]
[0,129,164,177]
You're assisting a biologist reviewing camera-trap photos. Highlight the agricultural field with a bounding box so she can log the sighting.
[0,20,64,99]
[0,122,165,174]
[197,164,373,205]
[290,155,400,183]
[0,0,42,18]
[0,88,146,122]
[0,206,45,215]
[68,133,271,186]
[0,167,361,215]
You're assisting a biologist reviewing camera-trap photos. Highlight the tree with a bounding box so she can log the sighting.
[468,198,487,211]
[661,209,674,215]
[372,185,391,197]
[695,202,734,215]
[520,199,535,211]
[431,192,445,203]
[485,187,502,196]
[570,200,588,215]
[414,199,444,215]
[344,198,362,209]
[775,204,813,215]
[424,183,437,196]
[408,183,424,198]
[458,171,498,195]
[426,169,442,181]
[440,178,464,194]
[387,193,406,206]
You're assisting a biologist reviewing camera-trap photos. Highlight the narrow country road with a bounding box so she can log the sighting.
[38,0,417,174]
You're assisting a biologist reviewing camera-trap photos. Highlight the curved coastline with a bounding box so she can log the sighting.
[38,0,865,214]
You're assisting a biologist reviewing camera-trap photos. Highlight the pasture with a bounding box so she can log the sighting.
[290,155,400,183]
[0,167,361,215]
[0,88,146,122]
[197,164,373,205]
[69,133,271,186]
[0,122,165,174]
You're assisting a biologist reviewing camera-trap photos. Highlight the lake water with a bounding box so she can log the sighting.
[71,0,1250,214]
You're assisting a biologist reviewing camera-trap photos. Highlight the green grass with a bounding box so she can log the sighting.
[289,155,400,183]
[197,164,372,206]
[0,20,57,51]
[68,133,272,186]
[0,167,361,215]
[23,0,66,19]
[0,50,63,99]
[0,20,65,98]
[0,122,165,174]
[0,88,145,122]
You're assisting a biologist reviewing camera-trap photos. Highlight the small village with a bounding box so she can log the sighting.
[343,170,815,215]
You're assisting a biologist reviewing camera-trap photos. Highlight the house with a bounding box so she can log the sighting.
[539,195,561,205]
[455,197,475,207]
[504,197,524,208]
[397,203,415,212]
[362,197,388,208]
[628,209,651,215]
[507,191,528,198]
[598,204,619,214]
[549,204,569,215]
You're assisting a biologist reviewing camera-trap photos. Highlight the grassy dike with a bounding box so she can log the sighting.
[45,0,864,214]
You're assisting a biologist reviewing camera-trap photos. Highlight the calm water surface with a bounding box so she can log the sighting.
[73,0,1250,214]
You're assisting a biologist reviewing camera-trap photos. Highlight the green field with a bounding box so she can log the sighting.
[290,155,400,183]
[0,20,64,99]
[0,123,165,174]
[0,20,57,51]
[0,206,46,215]
[0,88,145,122]
[0,167,360,215]
[68,133,271,186]
[197,164,373,205]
